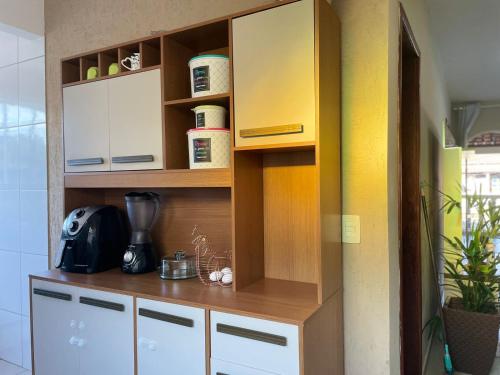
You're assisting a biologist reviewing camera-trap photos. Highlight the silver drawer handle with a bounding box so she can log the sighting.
[216,323,287,346]
[138,308,194,328]
[33,288,72,301]
[79,296,125,312]
[112,155,154,163]
[216,373,229,375]
[67,157,104,166]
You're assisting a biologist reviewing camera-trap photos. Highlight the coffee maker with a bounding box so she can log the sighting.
[122,192,160,274]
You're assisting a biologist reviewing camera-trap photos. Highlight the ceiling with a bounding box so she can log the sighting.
[426,0,500,102]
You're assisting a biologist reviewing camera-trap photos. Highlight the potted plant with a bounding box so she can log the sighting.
[442,193,500,375]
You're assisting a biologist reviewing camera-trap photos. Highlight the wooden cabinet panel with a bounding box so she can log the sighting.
[63,81,110,172]
[31,279,79,375]
[77,288,134,375]
[136,298,206,375]
[210,311,300,375]
[232,0,315,148]
[108,69,163,171]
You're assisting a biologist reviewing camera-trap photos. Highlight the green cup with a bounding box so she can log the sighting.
[86,66,99,80]
[108,63,119,75]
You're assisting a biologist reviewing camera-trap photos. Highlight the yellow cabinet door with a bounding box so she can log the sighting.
[232,0,315,148]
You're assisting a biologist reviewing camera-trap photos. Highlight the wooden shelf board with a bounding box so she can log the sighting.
[233,141,316,152]
[30,270,320,324]
[64,168,231,188]
[62,65,161,88]
[165,93,230,109]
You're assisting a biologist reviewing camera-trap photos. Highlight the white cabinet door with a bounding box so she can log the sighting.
[63,81,110,172]
[136,298,206,375]
[108,69,163,171]
[77,288,134,375]
[232,0,316,148]
[211,311,300,375]
[31,279,79,375]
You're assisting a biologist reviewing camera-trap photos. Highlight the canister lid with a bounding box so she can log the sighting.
[191,105,227,112]
[186,127,229,134]
[188,54,229,63]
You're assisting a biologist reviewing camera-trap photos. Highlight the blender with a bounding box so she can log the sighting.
[122,192,160,274]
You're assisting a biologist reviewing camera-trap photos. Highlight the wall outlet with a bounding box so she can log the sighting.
[342,215,360,244]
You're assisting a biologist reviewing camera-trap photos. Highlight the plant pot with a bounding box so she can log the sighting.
[443,297,500,375]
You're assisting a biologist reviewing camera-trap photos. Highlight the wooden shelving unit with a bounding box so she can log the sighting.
[56,1,342,373]
[60,0,340,313]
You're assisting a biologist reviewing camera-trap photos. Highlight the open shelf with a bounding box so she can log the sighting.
[65,187,232,263]
[64,168,231,188]
[165,93,230,109]
[62,65,161,88]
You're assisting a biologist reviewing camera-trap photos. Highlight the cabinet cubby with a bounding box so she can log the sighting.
[98,49,118,77]
[62,58,80,84]
[140,38,161,68]
[80,53,99,81]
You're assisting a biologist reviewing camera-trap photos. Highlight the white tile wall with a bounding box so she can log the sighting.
[0,29,46,370]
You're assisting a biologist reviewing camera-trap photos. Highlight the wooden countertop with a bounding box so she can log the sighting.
[30,269,321,325]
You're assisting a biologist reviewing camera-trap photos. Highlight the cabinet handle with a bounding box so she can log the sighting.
[33,288,72,301]
[138,308,194,328]
[111,155,154,163]
[216,373,229,375]
[79,296,125,312]
[67,157,104,166]
[239,123,303,138]
[216,323,287,347]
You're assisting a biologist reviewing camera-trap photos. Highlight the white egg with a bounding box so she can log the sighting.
[209,271,223,282]
[221,273,233,284]
[221,267,232,275]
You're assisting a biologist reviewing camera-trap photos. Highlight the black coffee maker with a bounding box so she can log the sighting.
[122,192,160,274]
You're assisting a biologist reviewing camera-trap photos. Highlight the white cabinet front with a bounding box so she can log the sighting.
[108,69,163,171]
[63,81,110,172]
[211,311,300,375]
[136,298,206,375]
[32,279,79,375]
[31,280,134,375]
[211,359,275,375]
[232,0,316,148]
[77,288,134,375]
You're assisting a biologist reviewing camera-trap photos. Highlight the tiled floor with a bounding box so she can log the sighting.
[0,360,30,374]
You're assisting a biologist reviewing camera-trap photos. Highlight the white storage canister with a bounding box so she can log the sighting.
[188,55,229,97]
[187,128,230,169]
[192,105,227,128]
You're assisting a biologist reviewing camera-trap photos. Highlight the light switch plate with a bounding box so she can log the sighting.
[342,215,360,244]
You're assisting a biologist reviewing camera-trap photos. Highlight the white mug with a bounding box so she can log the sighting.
[121,53,140,71]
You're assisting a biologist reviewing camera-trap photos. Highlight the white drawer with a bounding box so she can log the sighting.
[210,311,299,375]
[211,358,274,375]
[137,298,206,375]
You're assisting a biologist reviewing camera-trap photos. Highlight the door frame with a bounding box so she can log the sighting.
[398,4,422,375]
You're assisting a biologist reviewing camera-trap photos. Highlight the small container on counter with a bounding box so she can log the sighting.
[187,128,230,169]
[159,251,197,280]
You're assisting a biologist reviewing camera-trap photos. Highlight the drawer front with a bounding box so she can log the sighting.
[211,359,274,375]
[137,298,206,375]
[210,311,299,375]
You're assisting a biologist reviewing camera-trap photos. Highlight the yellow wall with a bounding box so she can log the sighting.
[330,0,450,373]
